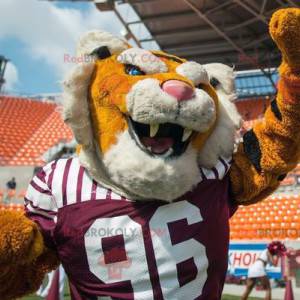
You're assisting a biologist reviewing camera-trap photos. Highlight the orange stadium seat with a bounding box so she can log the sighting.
[0,96,73,166]
[0,203,24,212]
[230,195,300,241]
[281,175,296,186]
[17,189,27,199]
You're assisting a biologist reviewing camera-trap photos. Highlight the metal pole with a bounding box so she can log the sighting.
[260,0,268,14]
[112,5,142,47]
[233,0,268,25]
[0,57,9,93]
[286,0,300,7]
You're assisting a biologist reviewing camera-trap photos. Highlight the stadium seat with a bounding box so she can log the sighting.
[0,96,73,166]
[230,194,300,241]
[17,189,26,199]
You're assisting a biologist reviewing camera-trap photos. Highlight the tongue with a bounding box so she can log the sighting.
[141,137,174,154]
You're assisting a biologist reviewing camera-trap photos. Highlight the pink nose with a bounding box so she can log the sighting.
[162,80,194,101]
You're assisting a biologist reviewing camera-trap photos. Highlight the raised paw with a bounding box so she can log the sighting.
[270,8,300,69]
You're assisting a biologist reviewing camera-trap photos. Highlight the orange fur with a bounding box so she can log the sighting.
[230,8,300,204]
[269,8,300,70]
[88,53,219,154]
[0,211,59,299]
[0,211,44,264]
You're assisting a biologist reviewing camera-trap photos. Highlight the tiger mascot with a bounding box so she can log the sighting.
[1,8,300,300]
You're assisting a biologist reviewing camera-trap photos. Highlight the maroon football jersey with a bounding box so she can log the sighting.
[25,157,235,300]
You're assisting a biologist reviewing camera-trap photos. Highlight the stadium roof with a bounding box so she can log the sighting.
[126,0,299,71]
[45,0,300,72]
[45,0,299,87]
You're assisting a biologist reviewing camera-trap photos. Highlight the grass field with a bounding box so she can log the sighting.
[23,294,263,300]
[22,281,264,300]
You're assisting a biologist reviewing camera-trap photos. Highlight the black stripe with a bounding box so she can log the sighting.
[271,99,282,121]
[243,129,262,172]
[90,46,111,59]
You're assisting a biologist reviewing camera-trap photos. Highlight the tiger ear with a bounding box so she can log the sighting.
[203,63,235,97]
[76,30,130,59]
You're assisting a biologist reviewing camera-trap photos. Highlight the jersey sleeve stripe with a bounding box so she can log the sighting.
[35,169,47,183]
[219,157,229,174]
[51,159,68,208]
[66,158,80,205]
[215,160,226,178]
[111,191,122,200]
[48,160,58,190]
[81,171,93,202]
[201,168,216,180]
[62,158,73,206]
[211,167,219,180]
[25,185,57,211]
[29,180,52,196]
[199,168,207,180]
[91,180,97,201]
[25,205,57,222]
[32,173,52,192]
[25,184,55,210]
[106,189,112,201]
[199,157,232,181]
[95,185,108,200]
[76,166,84,203]
[25,197,57,215]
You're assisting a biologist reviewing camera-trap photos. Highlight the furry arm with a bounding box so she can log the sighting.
[0,211,59,300]
[230,8,300,205]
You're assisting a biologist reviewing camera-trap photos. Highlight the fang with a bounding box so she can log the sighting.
[150,124,159,137]
[182,129,192,142]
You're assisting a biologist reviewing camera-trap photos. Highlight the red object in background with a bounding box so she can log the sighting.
[288,250,300,276]
[282,248,298,300]
[284,280,294,300]
[268,241,287,256]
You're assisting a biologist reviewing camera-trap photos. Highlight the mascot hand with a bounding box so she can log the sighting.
[270,8,300,70]
[0,210,44,265]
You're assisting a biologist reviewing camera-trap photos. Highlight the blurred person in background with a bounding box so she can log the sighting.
[4,177,16,204]
[241,241,286,300]
[36,265,66,300]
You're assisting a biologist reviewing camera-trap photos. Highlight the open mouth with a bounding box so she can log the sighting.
[128,118,194,158]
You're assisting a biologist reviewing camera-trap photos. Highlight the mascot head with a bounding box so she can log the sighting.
[63,31,241,201]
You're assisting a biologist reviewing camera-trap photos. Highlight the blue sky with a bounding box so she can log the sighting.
[0,0,155,96]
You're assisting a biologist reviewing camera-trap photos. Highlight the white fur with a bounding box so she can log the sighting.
[176,62,209,85]
[178,88,216,132]
[198,63,242,168]
[62,61,95,148]
[117,48,168,74]
[77,30,128,57]
[126,78,216,132]
[103,130,201,201]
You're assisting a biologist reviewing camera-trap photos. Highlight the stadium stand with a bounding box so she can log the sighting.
[230,195,300,240]
[0,96,73,166]
[0,203,24,212]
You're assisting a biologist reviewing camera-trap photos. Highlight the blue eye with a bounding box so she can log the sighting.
[125,65,145,76]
